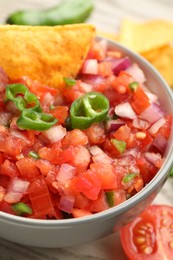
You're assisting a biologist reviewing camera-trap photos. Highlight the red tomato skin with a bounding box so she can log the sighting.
[120,205,173,260]
[90,163,117,189]
[84,123,106,145]
[0,159,19,178]
[28,177,55,217]
[16,158,40,180]
[131,87,150,114]
[49,106,68,125]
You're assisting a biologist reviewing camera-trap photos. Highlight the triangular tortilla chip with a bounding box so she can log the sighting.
[0,24,95,88]
[119,19,173,53]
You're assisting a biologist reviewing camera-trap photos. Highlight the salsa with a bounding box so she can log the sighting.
[0,39,172,219]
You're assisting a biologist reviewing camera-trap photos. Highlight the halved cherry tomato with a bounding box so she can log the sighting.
[120,205,173,260]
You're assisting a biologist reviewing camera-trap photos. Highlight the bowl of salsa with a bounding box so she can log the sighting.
[0,35,173,248]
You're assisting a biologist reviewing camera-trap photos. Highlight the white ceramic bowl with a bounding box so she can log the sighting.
[0,37,173,248]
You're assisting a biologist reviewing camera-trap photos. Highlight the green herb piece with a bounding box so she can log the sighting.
[111,139,126,154]
[129,81,139,91]
[63,77,76,87]
[29,151,40,159]
[123,173,136,183]
[12,202,32,216]
[105,191,115,207]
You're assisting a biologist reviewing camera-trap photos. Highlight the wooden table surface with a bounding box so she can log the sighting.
[0,0,173,259]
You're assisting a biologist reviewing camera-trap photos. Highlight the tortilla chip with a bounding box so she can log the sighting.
[119,19,173,53]
[145,45,173,87]
[0,24,95,88]
[97,30,118,41]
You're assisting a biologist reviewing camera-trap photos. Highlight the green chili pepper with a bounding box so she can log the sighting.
[70,91,109,130]
[17,110,58,131]
[123,173,136,183]
[6,0,94,26]
[105,191,115,207]
[63,77,76,87]
[129,81,139,91]
[111,139,126,154]
[6,84,41,112]
[29,151,40,159]
[12,202,32,216]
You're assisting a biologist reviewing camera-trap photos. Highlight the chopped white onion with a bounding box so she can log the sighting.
[80,82,92,92]
[44,125,66,143]
[145,92,158,103]
[114,102,137,119]
[82,59,98,75]
[59,195,75,213]
[132,118,150,130]
[89,145,103,156]
[42,92,54,107]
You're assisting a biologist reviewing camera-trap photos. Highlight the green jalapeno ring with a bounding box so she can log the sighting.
[6,84,42,112]
[70,91,109,130]
[17,110,58,131]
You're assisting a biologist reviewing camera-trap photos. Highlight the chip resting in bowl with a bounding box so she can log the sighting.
[0,24,95,88]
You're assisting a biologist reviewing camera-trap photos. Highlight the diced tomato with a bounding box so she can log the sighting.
[111,71,134,93]
[38,143,61,164]
[136,157,158,184]
[35,159,55,176]
[90,163,117,189]
[87,41,106,61]
[28,177,55,217]
[131,87,150,114]
[84,123,106,144]
[113,125,131,142]
[72,208,92,218]
[61,129,88,148]
[73,169,101,200]
[69,146,91,173]
[0,159,19,178]
[49,106,68,125]
[138,131,153,150]
[0,201,14,215]
[0,175,10,189]
[0,134,27,157]
[98,61,113,77]
[16,158,40,179]
[157,114,172,138]
[89,191,109,213]
[74,193,91,209]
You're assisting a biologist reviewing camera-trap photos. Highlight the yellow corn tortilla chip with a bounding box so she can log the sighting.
[0,24,95,88]
[144,45,173,87]
[97,30,118,41]
[119,19,173,53]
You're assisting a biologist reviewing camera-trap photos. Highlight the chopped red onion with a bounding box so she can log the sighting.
[44,125,66,143]
[132,118,150,130]
[111,56,132,76]
[0,112,12,126]
[80,82,92,92]
[59,195,75,213]
[126,63,146,83]
[105,119,125,132]
[144,152,162,166]
[56,164,76,184]
[92,152,113,164]
[115,102,137,119]
[139,103,165,124]
[89,145,103,156]
[153,134,167,152]
[148,117,166,135]
[145,92,158,103]
[82,59,98,75]
[4,178,30,203]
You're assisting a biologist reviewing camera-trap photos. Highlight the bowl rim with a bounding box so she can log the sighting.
[1,37,173,227]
